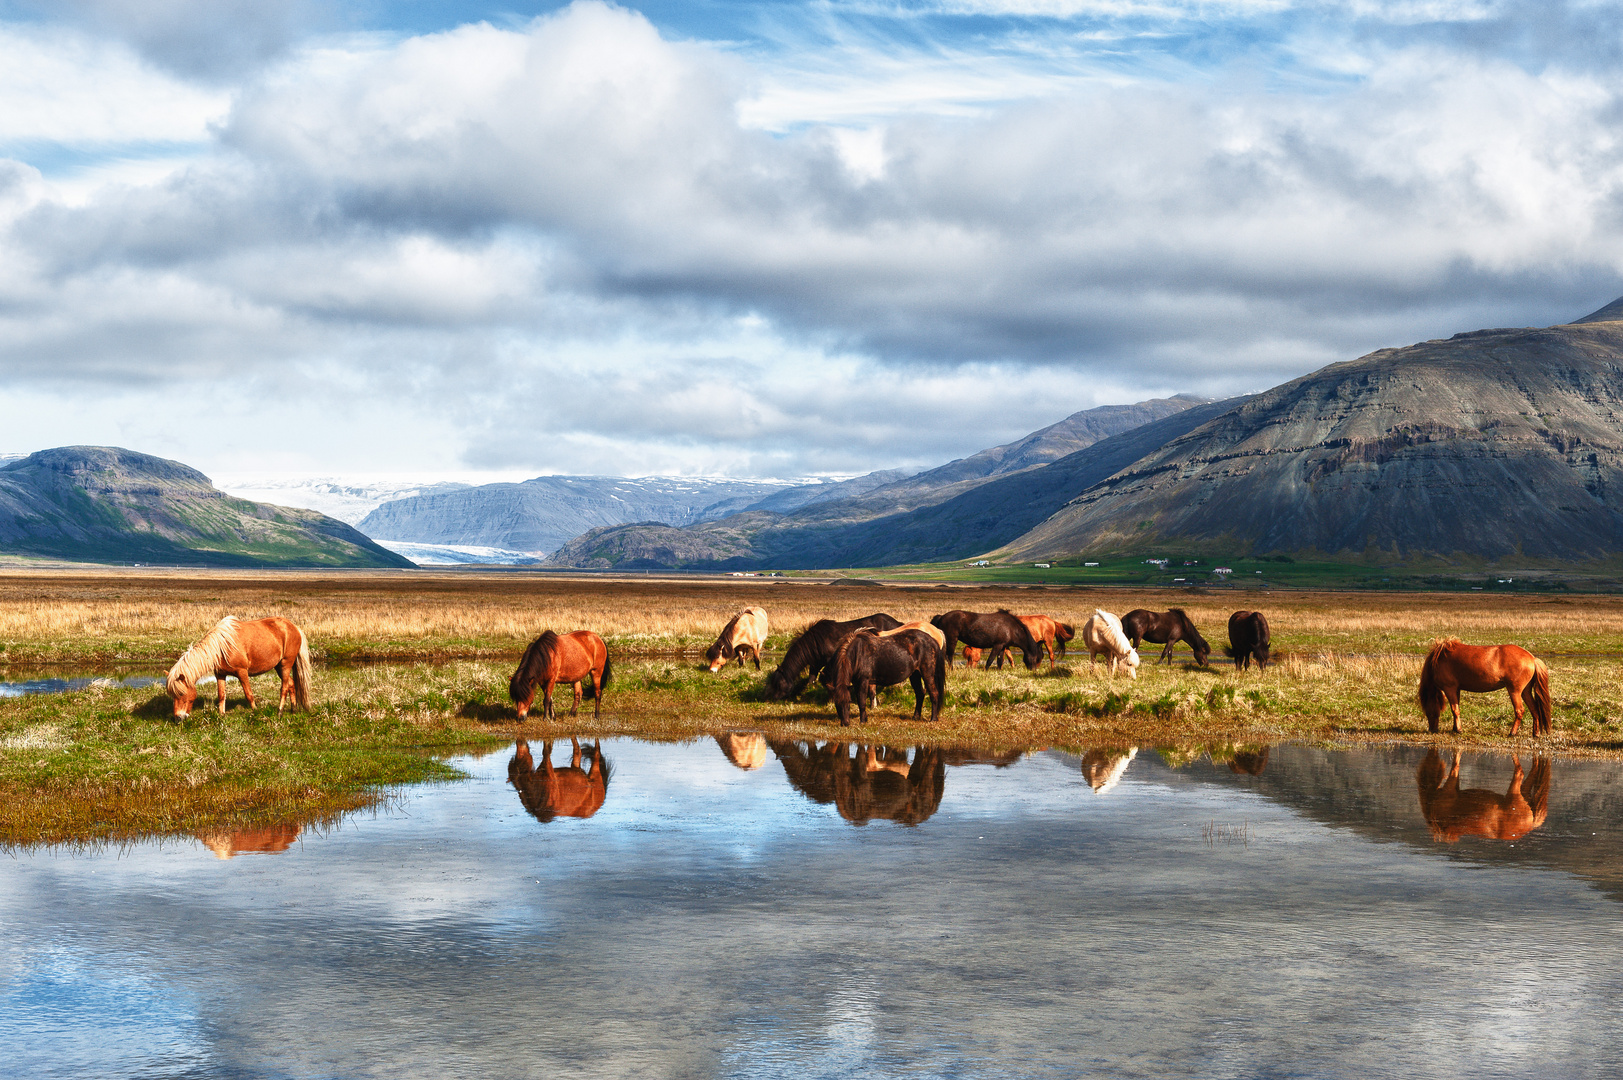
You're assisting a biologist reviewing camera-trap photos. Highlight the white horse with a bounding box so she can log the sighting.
[1081,609,1140,679]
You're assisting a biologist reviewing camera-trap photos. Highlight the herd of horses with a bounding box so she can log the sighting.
[164,600,1557,737]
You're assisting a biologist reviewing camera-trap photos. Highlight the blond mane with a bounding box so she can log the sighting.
[167,616,241,696]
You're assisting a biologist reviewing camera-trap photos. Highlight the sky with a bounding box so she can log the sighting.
[2,0,1623,482]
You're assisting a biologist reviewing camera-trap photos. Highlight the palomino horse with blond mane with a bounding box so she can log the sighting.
[509,629,612,720]
[166,615,312,720]
[1418,638,1551,736]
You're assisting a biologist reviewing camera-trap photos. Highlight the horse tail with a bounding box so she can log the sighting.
[1417,641,1449,732]
[292,628,314,711]
[1528,658,1552,736]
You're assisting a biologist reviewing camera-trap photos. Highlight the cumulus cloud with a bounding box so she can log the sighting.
[1,0,1622,476]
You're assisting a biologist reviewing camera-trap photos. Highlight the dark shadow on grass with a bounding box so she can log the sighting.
[459,699,518,723]
[133,694,175,719]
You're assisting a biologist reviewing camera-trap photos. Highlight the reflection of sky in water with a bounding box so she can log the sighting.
[1,741,1621,1078]
[0,675,163,698]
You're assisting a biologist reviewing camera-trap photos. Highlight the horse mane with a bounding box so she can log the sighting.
[510,630,559,703]
[706,612,743,662]
[1424,637,1462,660]
[1094,609,1133,656]
[167,616,240,696]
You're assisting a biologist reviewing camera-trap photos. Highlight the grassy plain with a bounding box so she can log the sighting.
[2,568,1621,845]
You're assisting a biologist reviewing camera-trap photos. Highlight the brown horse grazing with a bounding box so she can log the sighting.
[1416,749,1549,842]
[930,609,1042,670]
[705,606,769,672]
[1227,610,1271,671]
[509,630,612,720]
[167,615,313,720]
[830,629,946,726]
[507,738,612,822]
[1417,638,1551,736]
[764,613,903,700]
[1017,614,1074,668]
[1121,608,1211,666]
[961,646,985,668]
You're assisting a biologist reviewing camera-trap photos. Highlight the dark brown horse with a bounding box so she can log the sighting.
[1416,749,1548,842]
[1227,610,1271,671]
[770,740,946,826]
[763,613,902,699]
[509,630,612,720]
[1121,608,1211,666]
[167,615,313,720]
[930,609,1042,670]
[1417,638,1551,736]
[829,629,945,726]
[508,738,612,822]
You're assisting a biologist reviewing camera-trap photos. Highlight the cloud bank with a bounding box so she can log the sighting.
[2,0,1622,477]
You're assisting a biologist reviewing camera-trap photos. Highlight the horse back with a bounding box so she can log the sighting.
[555,630,608,683]
[235,617,303,673]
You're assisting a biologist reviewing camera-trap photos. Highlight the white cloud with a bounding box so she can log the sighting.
[1,1,1622,478]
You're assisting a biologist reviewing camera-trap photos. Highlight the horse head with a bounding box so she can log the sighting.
[167,671,198,720]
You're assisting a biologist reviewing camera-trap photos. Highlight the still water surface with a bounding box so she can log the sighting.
[3,739,1622,1079]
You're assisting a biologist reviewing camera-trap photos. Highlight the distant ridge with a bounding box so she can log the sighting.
[995,302,1623,563]
[0,447,413,568]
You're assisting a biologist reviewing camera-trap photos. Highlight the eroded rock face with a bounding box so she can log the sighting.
[1001,314,1623,562]
[0,446,413,567]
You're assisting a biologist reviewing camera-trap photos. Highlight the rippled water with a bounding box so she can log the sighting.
[3,740,1622,1078]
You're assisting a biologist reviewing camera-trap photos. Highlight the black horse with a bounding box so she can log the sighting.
[829,629,945,726]
[930,609,1042,670]
[763,613,903,699]
[1227,610,1271,671]
[1121,608,1211,665]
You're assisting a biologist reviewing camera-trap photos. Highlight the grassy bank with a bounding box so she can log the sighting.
[2,569,1621,846]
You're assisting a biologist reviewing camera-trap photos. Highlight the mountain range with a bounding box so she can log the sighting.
[356,396,1206,556]
[0,447,412,568]
[541,301,1623,569]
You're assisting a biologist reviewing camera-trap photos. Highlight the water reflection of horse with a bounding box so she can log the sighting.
[166,615,313,720]
[196,823,301,859]
[715,732,768,770]
[509,630,611,720]
[770,740,946,826]
[1079,747,1137,793]
[507,738,612,822]
[1416,749,1549,842]
[1418,638,1551,736]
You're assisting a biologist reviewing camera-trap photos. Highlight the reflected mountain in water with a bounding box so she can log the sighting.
[195,824,301,859]
[507,738,612,823]
[1417,749,1549,843]
[771,741,946,826]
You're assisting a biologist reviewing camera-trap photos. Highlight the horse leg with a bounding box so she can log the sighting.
[910,671,925,720]
[542,680,556,721]
[1449,692,1462,735]
[569,680,582,717]
[276,661,293,714]
[236,668,257,710]
[216,672,228,713]
[1507,683,1525,737]
[593,667,603,718]
[1160,639,1175,665]
[752,647,761,671]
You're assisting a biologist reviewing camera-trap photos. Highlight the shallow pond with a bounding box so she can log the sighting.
[3,740,1622,1078]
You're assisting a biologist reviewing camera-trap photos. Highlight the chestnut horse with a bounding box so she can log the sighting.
[509,630,612,720]
[1416,749,1549,842]
[1417,638,1551,736]
[508,738,612,822]
[167,615,312,720]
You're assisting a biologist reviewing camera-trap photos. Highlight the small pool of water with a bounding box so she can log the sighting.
[0,674,164,698]
[3,740,1621,1078]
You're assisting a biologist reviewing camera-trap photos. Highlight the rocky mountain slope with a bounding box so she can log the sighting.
[997,304,1623,563]
[0,447,414,568]
[544,395,1216,569]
